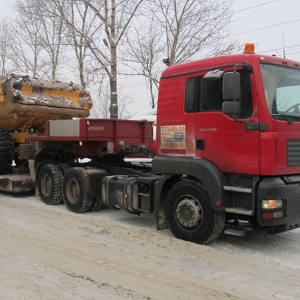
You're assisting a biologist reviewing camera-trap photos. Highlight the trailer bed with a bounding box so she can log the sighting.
[29,118,153,156]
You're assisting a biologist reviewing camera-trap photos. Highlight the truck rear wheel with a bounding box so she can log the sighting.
[62,168,93,213]
[90,197,105,211]
[37,164,63,205]
[0,128,14,175]
[165,181,225,244]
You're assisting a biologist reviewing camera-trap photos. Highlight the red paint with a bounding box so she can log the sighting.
[156,53,300,176]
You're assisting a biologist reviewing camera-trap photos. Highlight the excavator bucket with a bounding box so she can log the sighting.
[0,74,93,142]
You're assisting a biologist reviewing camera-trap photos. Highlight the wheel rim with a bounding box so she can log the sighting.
[65,178,80,204]
[175,196,203,230]
[41,174,52,197]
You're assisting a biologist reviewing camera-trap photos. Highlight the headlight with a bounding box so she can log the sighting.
[262,199,283,209]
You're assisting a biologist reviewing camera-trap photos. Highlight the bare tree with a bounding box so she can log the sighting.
[124,16,163,109]
[125,0,238,109]
[10,0,67,78]
[7,0,237,117]
[152,0,237,64]
[67,1,95,88]
[90,74,110,119]
[36,0,144,118]
[81,0,144,118]
[9,16,45,76]
[37,2,66,79]
[40,0,101,88]
[0,19,12,74]
[91,76,133,119]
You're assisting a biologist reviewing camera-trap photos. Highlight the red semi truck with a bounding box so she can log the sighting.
[2,44,300,244]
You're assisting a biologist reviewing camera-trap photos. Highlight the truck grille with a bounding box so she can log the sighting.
[287,140,300,166]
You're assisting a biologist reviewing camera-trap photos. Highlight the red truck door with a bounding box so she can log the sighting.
[187,68,260,175]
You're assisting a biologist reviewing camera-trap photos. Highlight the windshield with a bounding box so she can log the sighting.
[260,63,300,119]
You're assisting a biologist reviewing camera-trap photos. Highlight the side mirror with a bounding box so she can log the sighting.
[222,101,240,116]
[223,71,240,100]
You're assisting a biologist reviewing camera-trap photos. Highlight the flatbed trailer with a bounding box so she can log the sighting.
[30,118,153,156]
[0,118,153,193]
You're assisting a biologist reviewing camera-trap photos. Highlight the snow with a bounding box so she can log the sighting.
[0,192,299,299]
[7,73,92,109]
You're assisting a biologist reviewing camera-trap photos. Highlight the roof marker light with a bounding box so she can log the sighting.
[244,43,255,54]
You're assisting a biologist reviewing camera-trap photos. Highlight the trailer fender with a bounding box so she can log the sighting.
[62,167,108,213]
[65,167,107,198]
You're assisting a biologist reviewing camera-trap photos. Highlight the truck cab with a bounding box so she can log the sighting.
[153,44,300,241]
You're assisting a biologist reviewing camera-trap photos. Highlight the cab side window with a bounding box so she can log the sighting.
[200,78,223,111]
[185,77,200,112]
[184,70,252,118]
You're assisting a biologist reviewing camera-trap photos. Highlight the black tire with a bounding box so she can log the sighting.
[166,181,225,244]
[62,167,93,213]
[90,197,105,211]
[0,128,13,175]
[37,164,63,205]
[58,163,71,175]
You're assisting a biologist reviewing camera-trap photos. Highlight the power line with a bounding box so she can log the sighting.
[231,0,298,58]
[287,51,300,56]
[260,44,300,54]
[235,19,300,35]
[233,0,279,14]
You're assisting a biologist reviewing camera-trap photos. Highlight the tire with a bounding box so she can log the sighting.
[37,164,63,205]
[166,181,225,244]
[90,197,105,211]
[0,128,13,175]
[58,163,71,175]
[62,167,93,213]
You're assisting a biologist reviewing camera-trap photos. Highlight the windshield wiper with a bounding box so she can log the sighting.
[272,114,300,123]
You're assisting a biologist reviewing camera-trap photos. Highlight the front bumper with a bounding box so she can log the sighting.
[257,176,300,232]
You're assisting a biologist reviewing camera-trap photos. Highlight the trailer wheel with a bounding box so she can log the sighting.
[58,163,70,175]
[37,164,63,205]
[0,128,13,175]
[166,181,225,244]
[63,168,93,213]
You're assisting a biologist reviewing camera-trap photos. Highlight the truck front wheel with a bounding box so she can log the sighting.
[37,164,63,205]
[62,168,93,213]
[166,181,225,244]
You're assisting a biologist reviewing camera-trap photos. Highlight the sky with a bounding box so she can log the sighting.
[231,0,300,61]
[131,0,300,117]
[0,0,300,117]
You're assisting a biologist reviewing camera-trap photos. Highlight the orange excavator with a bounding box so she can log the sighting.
[0,74,92,174]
